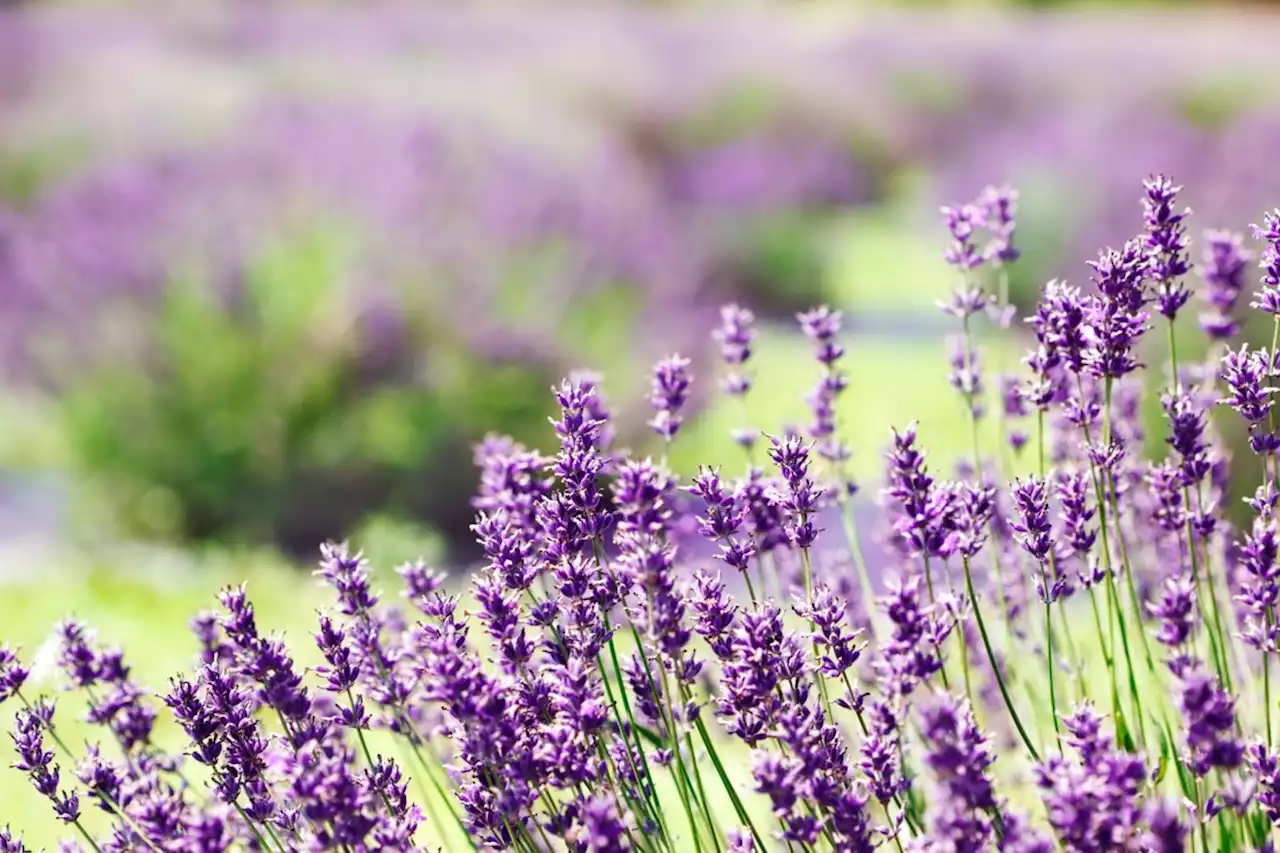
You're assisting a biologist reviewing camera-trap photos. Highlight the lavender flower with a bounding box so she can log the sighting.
[767,433,821,550]
[12,702,80,824]
[1176,661,1243,776]
[1055,470,1097,558]
[1252,210,1280,316]
[941,202,986,273]
[0,645,29,705]
[1162,387,1210,487]
[918,694,998,852]
[1083,240,1150,380]
[1142,174,1192,319]
[0,829,29,853]
[1221,343,1280,455]
[798,306,852,468]
[688,466,755,574]
[648,354,692,442]
[714,303,757,449]
[980,183,1020,268]
[1148,573,1197,649]
[1201,229,1250,339]
[1249,743,1280,826]
[1010,477,1053,564]
[1036,702,1146,852]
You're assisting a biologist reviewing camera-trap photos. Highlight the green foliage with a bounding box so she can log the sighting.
[55,226,555,552]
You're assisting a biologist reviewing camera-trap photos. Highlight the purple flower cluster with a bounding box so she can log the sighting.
[12,176,1280,852]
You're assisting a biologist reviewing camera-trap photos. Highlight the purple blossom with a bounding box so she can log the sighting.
[1249,743,1280,826]
[688,467,755,574]
[0,645,29,705]
[1082,240,1150,380]
[1162,388,1210,487]
[0,829,29,853]
[767,433,821,550]
[1035,702,1146,853]
[647,354,692,442]
[947,334,985,419]
[1142,174,1192,319]
[1010,477,1053,564]
[1148,573,1197,649]
[941,202,986,273]
[1252,210,1280,316]
[1176,662,1243,776]
[918,694,998,853]
[1200,229,1250,339]
[11,702,80,824]
[798,305,856,476]
[980,183,1020,267]
[798,583,863,679]
[1055,470,1097,558]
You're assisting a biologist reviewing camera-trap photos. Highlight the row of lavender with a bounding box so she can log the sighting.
[4,176,1280,850]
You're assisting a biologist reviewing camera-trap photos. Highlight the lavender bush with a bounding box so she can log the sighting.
[9,174,1280,851]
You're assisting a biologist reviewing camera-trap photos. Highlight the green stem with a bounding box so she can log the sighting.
[837,499,880,640]
[693,715,767,850]
[922,554,951,692]
[963,556,1041,762]
[1044,596,1063,751]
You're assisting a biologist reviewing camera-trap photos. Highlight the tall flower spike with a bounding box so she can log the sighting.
[1175,662,1243,776]
[941,202,986,273]
[12,702,80,824]
[798,306,853,469]
[1200,229,1250,339]
[918,694,999,853]
[767,433,821,550]
[1142,174,1191,320]
[648,354,691,442]
[0,645,29,705]
[714,303,757,449]
[980,183,1020,268]
[1083,239,1149,380]
[1220,344,1280,456]
[1251,209,1280,316]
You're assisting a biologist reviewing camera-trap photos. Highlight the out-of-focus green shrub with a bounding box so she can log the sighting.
[56,228,554,555]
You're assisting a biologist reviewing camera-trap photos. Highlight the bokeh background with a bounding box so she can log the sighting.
[3,0,1280,840]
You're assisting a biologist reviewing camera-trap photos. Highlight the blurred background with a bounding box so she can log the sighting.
[4,1,1280,650]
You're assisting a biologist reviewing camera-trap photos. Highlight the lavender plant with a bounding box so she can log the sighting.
[10,176,1280,852]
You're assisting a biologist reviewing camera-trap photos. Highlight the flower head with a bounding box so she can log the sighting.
[648,354,692,442]
[1200,229,1249,339]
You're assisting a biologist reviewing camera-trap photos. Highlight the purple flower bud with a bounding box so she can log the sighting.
[1148,574,1197,648]
[1162,388,1210,487]
[1251,210,1280,316]
[1221,343,1276,427]
[941,202,986,272]
[648,354,692,442]
[1083,240,1149,380]
[1175,661,1243,776]
[0,645,29,706]
[1200,229,1250,339]
[1249,742,1280,826]
[767,433,822,549]
[315,542,379,616]
[980,183,1020,266]
[919,694,998,851]
[12,702,80,824]
[1142,175,1192,319]
[1010,477,1053,564]
[0,828,30,853]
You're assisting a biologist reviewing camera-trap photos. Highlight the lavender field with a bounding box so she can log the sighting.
[6,2,1280,851]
